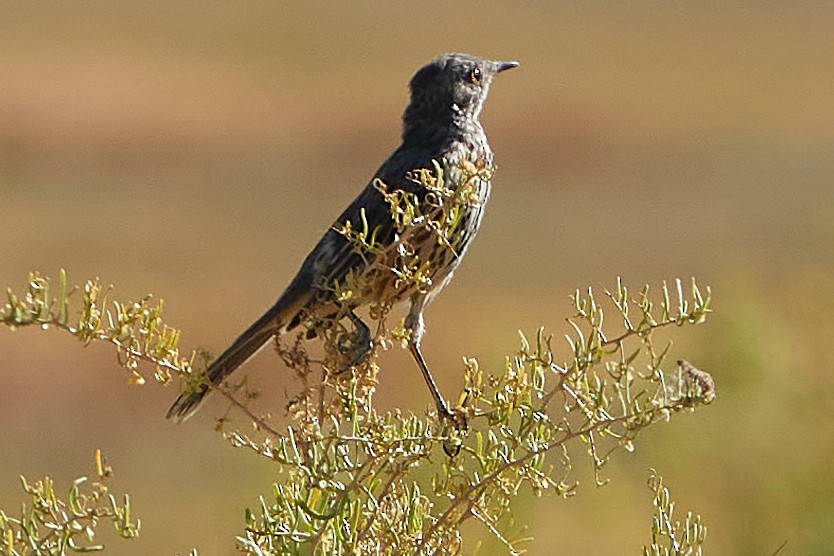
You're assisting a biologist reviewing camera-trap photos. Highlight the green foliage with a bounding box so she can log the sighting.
[2,269,194,386]
[2,269,713,554]
[643,470,707,556]
[0,450,139,555]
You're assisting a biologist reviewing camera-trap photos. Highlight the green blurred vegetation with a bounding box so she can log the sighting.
[2,3,833,554]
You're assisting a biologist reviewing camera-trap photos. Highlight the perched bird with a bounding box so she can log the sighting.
[167,53,517,422]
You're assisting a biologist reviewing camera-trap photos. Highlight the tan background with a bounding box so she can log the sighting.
[2,3,833,554]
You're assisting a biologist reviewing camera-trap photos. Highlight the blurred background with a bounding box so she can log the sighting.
[2,2,833,554]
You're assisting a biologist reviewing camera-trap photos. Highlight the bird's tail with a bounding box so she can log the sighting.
[166,306,281,422]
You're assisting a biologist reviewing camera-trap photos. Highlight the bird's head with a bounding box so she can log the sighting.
[404,53,518,135]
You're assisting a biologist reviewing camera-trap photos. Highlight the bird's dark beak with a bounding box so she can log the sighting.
[495,60,519,73]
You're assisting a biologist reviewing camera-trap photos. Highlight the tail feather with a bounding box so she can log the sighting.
[166,306,281,422]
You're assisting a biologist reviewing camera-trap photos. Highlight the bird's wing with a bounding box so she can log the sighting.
[277,147,436,323]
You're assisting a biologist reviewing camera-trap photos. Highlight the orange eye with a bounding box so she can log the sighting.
[469,67,482,84]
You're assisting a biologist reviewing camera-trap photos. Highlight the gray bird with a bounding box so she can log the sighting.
[167,53,518,422]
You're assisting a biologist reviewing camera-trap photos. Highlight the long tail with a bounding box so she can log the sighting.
[166,305,282,422]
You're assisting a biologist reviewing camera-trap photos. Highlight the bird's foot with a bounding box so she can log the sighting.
[333,311,373,373]
[438,390,474,456]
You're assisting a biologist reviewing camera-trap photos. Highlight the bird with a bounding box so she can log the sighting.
[167,53,518,423]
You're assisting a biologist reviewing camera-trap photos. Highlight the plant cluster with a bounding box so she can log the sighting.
[1,160,714,554]
[0,450,138,555]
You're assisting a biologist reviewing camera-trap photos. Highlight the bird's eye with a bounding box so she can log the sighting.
[469,67,482,84]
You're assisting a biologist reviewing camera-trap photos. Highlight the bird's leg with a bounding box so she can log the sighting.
[336,310,373,371]
[405,296,454,421]
[409,343,454,420]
